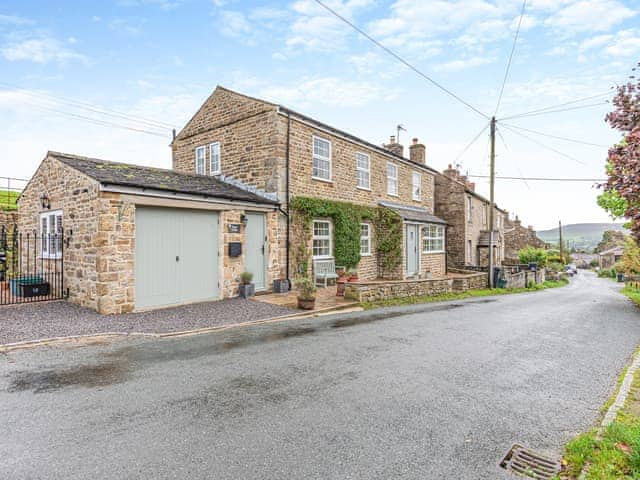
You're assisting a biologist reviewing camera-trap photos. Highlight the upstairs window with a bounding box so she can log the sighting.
[40,210,63,258]
[412,172,421,201]
[467,196,473,222]
[312,136,331,181]
[356,152,370,190]
[312,220,332,258]
[360,223,371,255]
[422,224,445,253]
[209,142,221,175]
[195,146,206,175]
[482,204,488,226]
[387,162,398,196]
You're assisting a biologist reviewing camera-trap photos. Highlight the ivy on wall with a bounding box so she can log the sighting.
[290,196,402,277]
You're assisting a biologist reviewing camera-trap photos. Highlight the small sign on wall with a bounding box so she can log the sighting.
[228,242,242,257]
[227,224,241,233]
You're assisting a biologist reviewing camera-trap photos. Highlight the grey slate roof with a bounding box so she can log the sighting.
[379,200,447,225]
[50,152,279,206]
[599,246,625,256]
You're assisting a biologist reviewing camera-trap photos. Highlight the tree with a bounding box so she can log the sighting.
[602,62,640,241]
[518,246,548,267]
[616,237,640,275]
[595,230,627,253]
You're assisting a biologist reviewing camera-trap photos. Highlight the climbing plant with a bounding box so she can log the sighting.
[290,196,402,277]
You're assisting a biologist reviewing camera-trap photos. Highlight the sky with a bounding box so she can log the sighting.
[0,0,638,230]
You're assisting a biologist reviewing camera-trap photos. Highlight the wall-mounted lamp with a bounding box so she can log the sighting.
[240,214,248,226]
[40,193,51,210]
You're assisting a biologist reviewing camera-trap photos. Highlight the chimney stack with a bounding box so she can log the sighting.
[384,135,404,157]
[443,163,460,180]
[409,137,426,165]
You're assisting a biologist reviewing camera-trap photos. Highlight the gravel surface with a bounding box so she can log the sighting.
[2,272,639,479]
[0,298,295,344]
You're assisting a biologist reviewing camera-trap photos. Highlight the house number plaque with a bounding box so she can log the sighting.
[227,224,241,233]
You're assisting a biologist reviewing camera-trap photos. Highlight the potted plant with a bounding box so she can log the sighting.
[347,268,359,282]
[296,277,316,310]
[238,271,255,298]
[336,265,347,297]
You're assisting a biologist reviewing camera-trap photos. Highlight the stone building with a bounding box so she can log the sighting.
[171,86,448,284]
[599,246,624,270]
[17,152,279,313]
[434,165,506,268]
[503,215,546,261]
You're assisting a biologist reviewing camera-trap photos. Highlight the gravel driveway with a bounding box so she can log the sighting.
[0,298,295,345]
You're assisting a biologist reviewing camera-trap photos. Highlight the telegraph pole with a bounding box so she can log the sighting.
[488,116,496,288]
[559,220,564,263]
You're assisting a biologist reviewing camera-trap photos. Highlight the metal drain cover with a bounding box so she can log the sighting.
[499,444,561,479]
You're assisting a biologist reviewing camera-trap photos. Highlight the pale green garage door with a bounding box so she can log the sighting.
[135,207,220,310]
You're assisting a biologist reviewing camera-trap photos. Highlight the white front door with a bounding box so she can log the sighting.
[245,212,267,291]
[135,207,219,310]
[406,224,419,277]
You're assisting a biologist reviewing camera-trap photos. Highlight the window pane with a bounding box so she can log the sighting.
[314,137,330,157]
[210,143,220,174]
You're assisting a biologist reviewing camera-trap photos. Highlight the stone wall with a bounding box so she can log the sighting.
[17,155,101,310]
[0,210,18,229]
[504,217,546,259]
[501,266,546,289]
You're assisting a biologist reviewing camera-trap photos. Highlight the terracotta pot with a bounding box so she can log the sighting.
[336,279,346,297]
[297,297,316,310]
[348,274,359,282]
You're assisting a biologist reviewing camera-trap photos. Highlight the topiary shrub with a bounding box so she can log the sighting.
[518,246,548,267]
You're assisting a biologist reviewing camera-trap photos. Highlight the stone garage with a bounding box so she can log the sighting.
[17,152,281,314]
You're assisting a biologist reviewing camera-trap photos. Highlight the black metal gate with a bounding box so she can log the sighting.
[0,225,65,305]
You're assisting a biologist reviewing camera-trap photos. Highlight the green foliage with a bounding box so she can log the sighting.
[295,276,316,300]
[290,196,402,276]
[547,261,564,272]
[0,189,18,211]
[518,246,548,267]
[597,188,628,220]
[240,271,253,284]
[617,237,640,275]
[590,259,599,268]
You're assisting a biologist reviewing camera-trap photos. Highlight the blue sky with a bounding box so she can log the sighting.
[1,0,639,229]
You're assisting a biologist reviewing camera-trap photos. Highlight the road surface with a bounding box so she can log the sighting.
[2,272,639,479]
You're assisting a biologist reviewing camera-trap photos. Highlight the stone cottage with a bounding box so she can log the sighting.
[17,152,279,313]
[434,165,506,268]
[171,86,448,286]
[503,215,547,261]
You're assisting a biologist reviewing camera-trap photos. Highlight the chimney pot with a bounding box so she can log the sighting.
[412,137,418,144]
[390,135,396,143]
[409,139,426,165]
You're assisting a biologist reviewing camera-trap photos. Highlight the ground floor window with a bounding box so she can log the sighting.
[422,224,444,253]
[312,219,332,258]
[40,210,63,258]
[360,223,371,255]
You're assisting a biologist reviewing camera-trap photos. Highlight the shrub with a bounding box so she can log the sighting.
[518,246,548,267]
[240,271,253,284]
[547,261,564,272]
[295,276,316,300]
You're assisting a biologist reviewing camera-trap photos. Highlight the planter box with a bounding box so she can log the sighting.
[239,283,255,298]
[272,279,290,293]
[297,298,315,310]
[9,276,49,297]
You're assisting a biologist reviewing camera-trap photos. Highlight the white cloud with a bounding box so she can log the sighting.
[0,14,33,26]
[108,17,146,36]
[544,0,636,33]
[1,35,88,65]
[117,0,183,10]
[218,10,254,43]
[435,55,495,72]
[604,30,640,56]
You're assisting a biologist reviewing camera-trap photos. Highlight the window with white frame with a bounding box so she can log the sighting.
[387,162,398,196]
[412,172,421,201]
[40,210,63,258]
[312,136,331,181]
[312,220,332,258]
[360,223,371,255]
[209,142,221,175]
[195,146,206,175]
[422,224,445,253]
[356,152,370,189]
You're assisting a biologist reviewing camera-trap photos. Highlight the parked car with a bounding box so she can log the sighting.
[566,264,578,276]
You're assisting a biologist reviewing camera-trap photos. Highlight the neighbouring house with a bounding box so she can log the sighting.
[17,152,280,314]
[434,165,506,269]
[171,86,448,289]
[599,246,624,270]
[503,215,547,260]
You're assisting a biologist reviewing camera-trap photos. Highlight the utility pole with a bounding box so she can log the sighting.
[559,220,564,263]
[488,116,496,288]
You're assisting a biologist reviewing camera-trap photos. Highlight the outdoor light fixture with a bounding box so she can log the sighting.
[40,193,50,210]
[240,214,248,226]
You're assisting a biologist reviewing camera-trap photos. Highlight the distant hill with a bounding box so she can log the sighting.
[537,223,627,251]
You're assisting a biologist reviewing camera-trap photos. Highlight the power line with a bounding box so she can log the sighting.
[499,123,586,165]
[494,0,527,116]
[454,122,490,164]
[500,122,609,147]
[0,82,176,131]
[499,92,612,120]
[26,102,170,138]
[495,125,530,190]
[468,175,606,182]
[312,0,489,119]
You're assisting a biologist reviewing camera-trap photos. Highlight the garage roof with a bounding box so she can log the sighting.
[51,152,279,206]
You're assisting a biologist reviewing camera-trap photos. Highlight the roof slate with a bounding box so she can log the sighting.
[50,152,279,206]
[379,200,447,225]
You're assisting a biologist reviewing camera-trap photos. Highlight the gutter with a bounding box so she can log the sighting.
[285,112,291,286]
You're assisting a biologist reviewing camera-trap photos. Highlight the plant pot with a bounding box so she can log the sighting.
[239,283,255,298]
[336,279,346,297]
[348,275,359,283]
[273,279,290,293]
[297,297,316,310]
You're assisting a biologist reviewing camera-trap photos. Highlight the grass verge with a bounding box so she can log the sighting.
[0,189,18,211]
[557,367,640,479]
[361,278,568,310]
[622,285,640,307]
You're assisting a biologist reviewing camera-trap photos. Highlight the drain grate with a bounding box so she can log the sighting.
[499,444,561,479]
